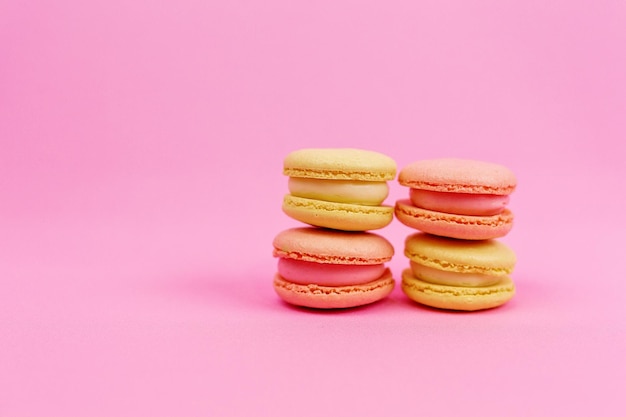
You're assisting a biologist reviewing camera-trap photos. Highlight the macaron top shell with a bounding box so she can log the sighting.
[284,148,397,181]
[398,158,517,195]
[404,232,516,276]
[273,227,394,265]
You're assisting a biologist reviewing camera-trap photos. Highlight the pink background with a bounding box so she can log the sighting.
[2,1,625,416]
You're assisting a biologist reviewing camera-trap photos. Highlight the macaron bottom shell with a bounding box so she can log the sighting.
[274,269,395,309]
[283,195,394,231]
[402,269,515,311]
[395,199,513,240]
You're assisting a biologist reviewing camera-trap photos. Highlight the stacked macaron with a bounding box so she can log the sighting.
[273,228,395,309]
[283,148,396,231]
[395,159,517,311]
[274,148,397,309]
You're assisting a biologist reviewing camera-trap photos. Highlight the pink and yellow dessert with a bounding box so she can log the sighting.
[273,227,395,309]
[395,158,517,240]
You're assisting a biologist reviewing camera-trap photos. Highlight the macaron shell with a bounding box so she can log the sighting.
[273,269,395,309]
[398,158,516,195]
[395,199,513,240]
[284,148,397,181]
[404,232,516,276]
[402,269,515,311]
[273,227,394,265]
[283,195,394,231]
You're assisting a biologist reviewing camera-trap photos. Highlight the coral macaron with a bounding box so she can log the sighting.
[273,227,395,309]
[395,158,516,240]
[283,148,397,231]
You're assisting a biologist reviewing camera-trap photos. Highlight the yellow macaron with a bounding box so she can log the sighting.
[402,233,516,311]
[282,148,397,231]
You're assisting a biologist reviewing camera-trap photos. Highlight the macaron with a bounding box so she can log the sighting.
[273,227,395,309]
[401,233,516,311]
[395,158,516,240]
[283,148,397,231]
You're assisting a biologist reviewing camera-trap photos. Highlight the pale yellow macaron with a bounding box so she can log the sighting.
[283,148,397,231]
[402,233,516,311]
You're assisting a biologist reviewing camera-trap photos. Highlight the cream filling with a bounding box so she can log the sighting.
[288,177,389,206]
[278,258,385,286]
[410,261,503,287]
[409,189,509,216]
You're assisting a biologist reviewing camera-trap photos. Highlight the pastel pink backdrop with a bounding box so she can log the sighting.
[2,1,625,416]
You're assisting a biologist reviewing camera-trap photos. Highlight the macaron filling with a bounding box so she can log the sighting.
[409,261,503,287]
[409,189,509,216]
[288,177,389,206]
[278,258,386,286]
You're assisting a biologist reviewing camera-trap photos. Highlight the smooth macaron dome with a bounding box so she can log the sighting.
[273,227,395,309]
[395,158,516,240]
[401,233,516,311]
[283,148,397,231]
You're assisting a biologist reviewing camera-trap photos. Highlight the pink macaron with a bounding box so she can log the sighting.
[395,158,516,240]
[273,227,395,309]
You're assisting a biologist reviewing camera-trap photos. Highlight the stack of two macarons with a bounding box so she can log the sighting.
[273,149,397,309]
[395,159,518,311]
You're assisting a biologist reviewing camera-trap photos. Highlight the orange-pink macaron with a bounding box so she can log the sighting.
[272,227,395,309]
[395,158,517,240]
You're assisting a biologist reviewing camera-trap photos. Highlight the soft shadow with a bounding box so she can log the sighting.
[163,273,405,315]
[158,269,550,315]
[157,269,279,312]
